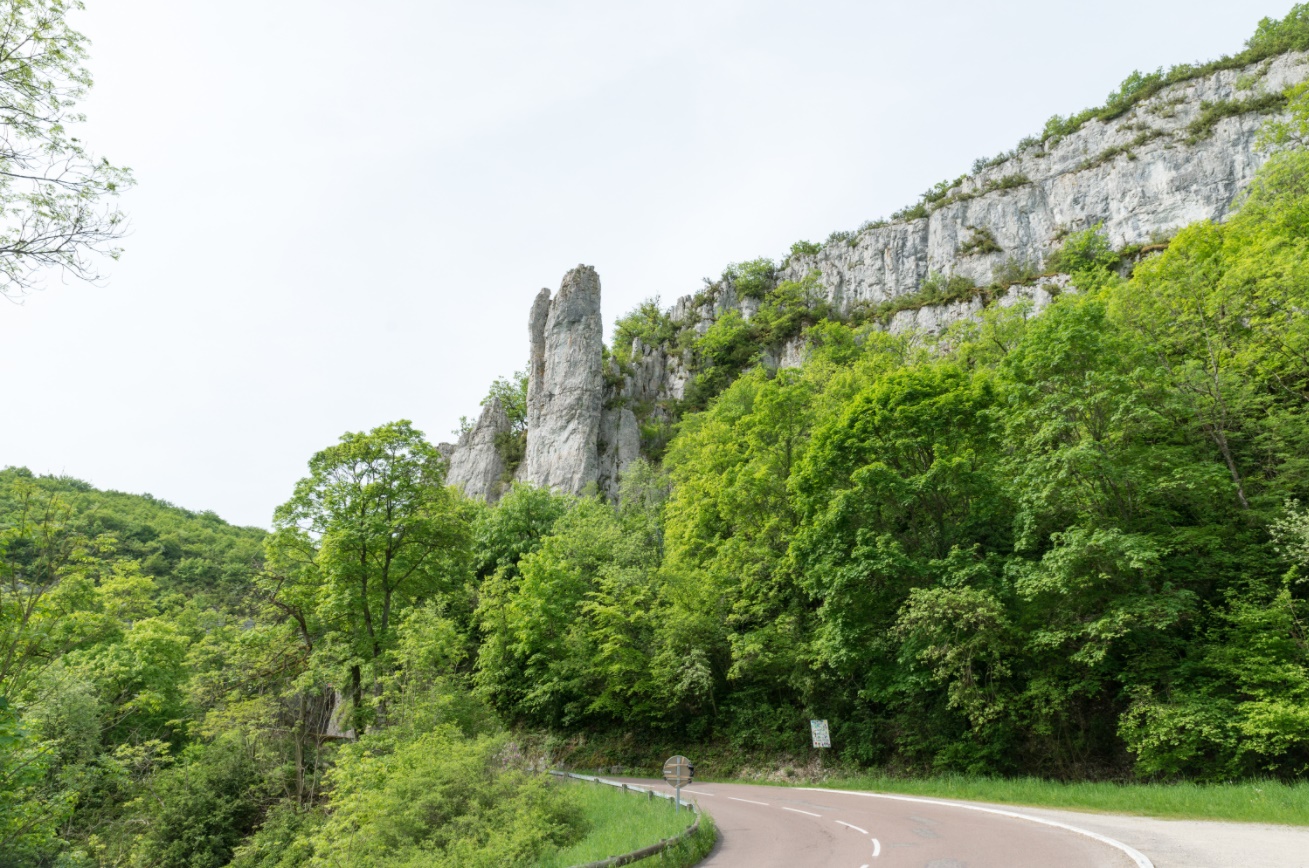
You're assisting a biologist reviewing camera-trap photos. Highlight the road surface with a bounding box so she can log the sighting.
[623,778,1145,868]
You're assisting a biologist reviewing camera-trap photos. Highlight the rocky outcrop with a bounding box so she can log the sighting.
[776,51,1308,313]
[445,398,510,503]
[522,266,605,495]
[653,51,1308,345]
[597,406,641,500]
[445,51,1309,504]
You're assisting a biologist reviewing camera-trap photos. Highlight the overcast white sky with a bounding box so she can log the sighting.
[0,0,1297,528]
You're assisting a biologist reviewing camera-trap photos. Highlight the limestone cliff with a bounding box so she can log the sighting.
[667,51,1307,342]
[521,266,605,495]
[444,397,510,503]
[444,49,1309,504]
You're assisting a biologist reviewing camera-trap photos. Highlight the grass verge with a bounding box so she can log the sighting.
[539,780,706,867]
[762,774,1309,827]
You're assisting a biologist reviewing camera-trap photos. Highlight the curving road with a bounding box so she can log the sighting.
[623,778,1146,868]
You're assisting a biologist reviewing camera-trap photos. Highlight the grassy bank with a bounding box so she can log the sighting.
[766,774,1309,827]
[539,780,711,867]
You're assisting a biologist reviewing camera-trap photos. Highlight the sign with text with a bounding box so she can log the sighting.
[810,719,831,748]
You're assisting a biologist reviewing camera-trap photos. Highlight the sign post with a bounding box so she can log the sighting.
[662,755,694,812]
[810,719,831,749]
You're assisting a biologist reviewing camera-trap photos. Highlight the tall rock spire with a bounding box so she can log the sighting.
[522,265,604,494]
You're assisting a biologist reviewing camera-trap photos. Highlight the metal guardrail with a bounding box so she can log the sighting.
[549,771,702,868]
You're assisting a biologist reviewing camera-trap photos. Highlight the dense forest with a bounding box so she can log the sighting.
[5,7,1309,868]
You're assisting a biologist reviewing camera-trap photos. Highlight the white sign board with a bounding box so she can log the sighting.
[810,719,831,748]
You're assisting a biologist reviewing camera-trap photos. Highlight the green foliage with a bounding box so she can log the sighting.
[1046,225,1121,290]
[788,240,821,259]
[1186,91,1289,144]
[958,226,1003,257]
[1258,82,1309,149]
[1246,4,1309,56]
[891,201,929,222]
[127,737,269,868]
[722,257,776,300]
[482,371,528,433]
[458,149,1309,781]
[297,729,578,868]
[1039,5,1309,145]
[269,421,470,733]
[612,298,678,366]
[0,0,134,300]
[922,175,967,206]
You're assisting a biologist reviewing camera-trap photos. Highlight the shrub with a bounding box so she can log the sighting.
[892,202,930,222]
[922,175,967,205]
[1047,225,1119,275]
[723,258,777,300]
[613,299,678,364]
[789,240,821,259]
[991,257,1039,287]
[1186,91,1290,144]
[959,226,1003,257]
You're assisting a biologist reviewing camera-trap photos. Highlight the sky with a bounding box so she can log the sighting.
[1,0,1298,529]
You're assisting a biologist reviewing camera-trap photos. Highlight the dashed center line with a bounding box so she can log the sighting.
[681,789,715,796]
[781,806,821,817]
[872,838,881,857]
[836,820,869,835]
[728,796,769,806]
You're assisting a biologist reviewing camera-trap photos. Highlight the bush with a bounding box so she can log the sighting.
[788,240,821,259]
[892,202,930,222]
[612,299,678,365]
[1046,225,1119,275]
[723,258,777,300]
[959,226,1003,257]
[128,738,269,868]
[298,729,582,868]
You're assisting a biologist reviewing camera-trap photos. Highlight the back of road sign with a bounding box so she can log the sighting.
[663,755,694,786]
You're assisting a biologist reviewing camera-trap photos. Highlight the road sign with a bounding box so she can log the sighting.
[662,755,694,786]
[663,755,694,812]
[810,719,831,748]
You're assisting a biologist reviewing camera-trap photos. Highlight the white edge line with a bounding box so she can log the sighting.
[801,788,1152,868]
[727,796,770,806]
[872,837,880,858]
[836,820,869,835]
[781,806,821,817]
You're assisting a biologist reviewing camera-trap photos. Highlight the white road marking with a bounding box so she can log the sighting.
[681,789,715,796]
[836,820,869,835]
[801,788,1152,868]
[872,838,881,857]
[728,796,770,806]
[782,806,821,817]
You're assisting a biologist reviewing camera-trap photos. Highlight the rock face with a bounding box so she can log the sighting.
[522,265,605,495]
[444,51,1309,504]
[445,397,510,503]
[597,406,641,500]
[773,51,1308,316]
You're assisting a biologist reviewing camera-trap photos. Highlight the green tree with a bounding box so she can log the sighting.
[270,421,471,732]
[0,0,132,300]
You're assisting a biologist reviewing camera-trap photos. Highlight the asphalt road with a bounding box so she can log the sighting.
[622,778,1145,868]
